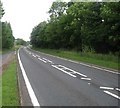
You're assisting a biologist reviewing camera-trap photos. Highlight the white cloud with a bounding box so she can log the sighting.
[1,0,70,41]
[1,0,55,41]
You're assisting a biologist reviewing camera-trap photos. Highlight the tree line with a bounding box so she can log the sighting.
[30,1,120,54]
[0,1,14,49]
[15,38,27,45]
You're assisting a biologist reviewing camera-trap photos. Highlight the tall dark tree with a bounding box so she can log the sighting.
[30,2,120,54]
[2,22,14,48]
[0,2,14,49]
[0,1,5,19]
[100,2,120,53]
[48,1,67,21]
[15,38,26,45]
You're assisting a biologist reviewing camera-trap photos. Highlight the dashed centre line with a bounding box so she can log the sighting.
[25,48,120,101]
[116,88,120,92]
[42,58,53,63]
[58,65,87,77]
[32,55,36,58]
[38,58,47,63]
[52,65,77,77]
[52,64,88,78]
[81,78,91,81]
[28,50,53,64]
[100,86,114,90]
[36,55,41,58]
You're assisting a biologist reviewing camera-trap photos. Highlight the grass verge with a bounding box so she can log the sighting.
[1,48,15,54]
[1,45,22,54]
[2,57,19,106]
[32,47,118,70]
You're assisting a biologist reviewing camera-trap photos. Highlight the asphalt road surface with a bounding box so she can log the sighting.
[18,47,120,106]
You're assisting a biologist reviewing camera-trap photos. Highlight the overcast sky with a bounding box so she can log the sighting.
[1,0,70,41]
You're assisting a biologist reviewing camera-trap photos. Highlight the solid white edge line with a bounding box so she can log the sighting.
[18,49,40,106]
[104,90,120,100]
[60,58,119,75]
[100,86,114,90]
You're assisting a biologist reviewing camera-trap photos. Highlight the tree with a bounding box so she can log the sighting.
[48,1,67,22]
[2,22,14,49]
[100,2,120,53]
[0,1,5,50]
[30,1,120,54]
[1,2,14,49]
[15,38,26,45]
[0,1,5,19]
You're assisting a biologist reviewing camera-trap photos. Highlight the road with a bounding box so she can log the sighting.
[18,47,120,106]
[0,51,15,67]
[0,51,15,75]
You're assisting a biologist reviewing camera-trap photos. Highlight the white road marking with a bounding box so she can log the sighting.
[81,78,91,80]
[68,60,119,75]
[100,86,114,90]
[38,58,47,63]
[30,48,119,75]
[92,66,103,70]
[75,72,87,78]
[18,49,40,106]
[42,58,53,63]
[36,55,40,58]
[58,65,87,77]
[116,88,120,92]
[79,63,91,67]
[32,54,36,58]
[104,90,120,100]
[88,83,91,85]
[52,65,76,77]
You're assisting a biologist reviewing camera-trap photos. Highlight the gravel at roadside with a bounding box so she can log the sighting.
[0,51,15,75]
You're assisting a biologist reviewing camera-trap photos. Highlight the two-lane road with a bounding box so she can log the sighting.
[18,47,119,106]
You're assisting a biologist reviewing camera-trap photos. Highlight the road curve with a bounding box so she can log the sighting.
[18,47,119,106]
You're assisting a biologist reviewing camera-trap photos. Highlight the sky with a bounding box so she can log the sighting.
[1,0,70,41]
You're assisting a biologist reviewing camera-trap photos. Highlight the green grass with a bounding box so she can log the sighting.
[32,47,118,70]
[14,45,22,50]
[2,58,19,106]
[1,47,15,54]
[0,45,22,54]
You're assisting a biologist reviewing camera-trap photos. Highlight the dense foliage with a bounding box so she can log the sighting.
[0,2,14,49]
[15,38,26,45]
[0,1,5,19]
[30,2,120,54]
[2,22,14,48]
